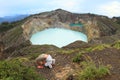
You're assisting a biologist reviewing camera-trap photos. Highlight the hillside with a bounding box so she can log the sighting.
[0,9,120,80]
[1,9,120,53]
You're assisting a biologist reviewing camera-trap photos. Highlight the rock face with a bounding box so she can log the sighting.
[22,9,118,41]
[0,9,120,57]
[21,9,80,40]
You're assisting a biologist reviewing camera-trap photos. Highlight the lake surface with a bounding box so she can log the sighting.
[70,23,83,27]
[30,28,87,48]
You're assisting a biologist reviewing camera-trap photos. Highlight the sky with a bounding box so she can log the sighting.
[0,0,120,17]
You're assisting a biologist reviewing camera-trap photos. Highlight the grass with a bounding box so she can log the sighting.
[2,26,23,48]
[0,58,45,80]
[72,52,83,63]
[28,53,41,60]
[112,40,120,49]
[77,61,110,80]
[83,44,110,53]
[57,49,75,54]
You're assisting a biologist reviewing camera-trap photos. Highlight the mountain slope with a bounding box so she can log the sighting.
[0,9,120,80]
[21,9,119,40]
[0,9,120,52]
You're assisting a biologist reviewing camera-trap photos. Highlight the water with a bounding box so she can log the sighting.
[70,23,83,27]
[30,28,87,48]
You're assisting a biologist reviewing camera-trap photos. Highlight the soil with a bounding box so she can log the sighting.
[85,48,120,80]
[36,48,120,80]
[37,53,77,80]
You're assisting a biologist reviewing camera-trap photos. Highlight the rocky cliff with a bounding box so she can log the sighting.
[0,9,120,57]
[22,9,118,40]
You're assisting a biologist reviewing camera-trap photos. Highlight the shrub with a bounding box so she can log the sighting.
[84,47,93,52]
[0,22,14,33]
[112,40,120,49]
[72,53,83,62]
[96,65,110,78]
[77,61,110,80]
[0,58,45,80]
[57,49,75,54]
[84,44,110,52]
[29,53,40,60]
[92,44,110,51]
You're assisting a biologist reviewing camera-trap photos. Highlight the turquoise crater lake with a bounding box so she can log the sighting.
[30,28,88,48]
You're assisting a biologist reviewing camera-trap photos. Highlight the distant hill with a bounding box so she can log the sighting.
[0,14,29,23]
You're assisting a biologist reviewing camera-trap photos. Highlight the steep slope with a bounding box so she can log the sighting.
[22,9,118,40]
[0,9,120,58]
[112,17,120,34]
[0,9,120,80]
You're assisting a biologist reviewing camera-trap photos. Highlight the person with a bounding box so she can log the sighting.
[35,54,55,69]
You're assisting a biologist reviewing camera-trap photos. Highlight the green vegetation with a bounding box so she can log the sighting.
[114,17,120,25]
[55,42,120,56]
[0,22,14,33]
[57,49,75,54]
[112,40,120,49]
[77,61,110,80]
[0,58,45,80]
[28,53,40,60]
[92,44,110,50]
[0,20,24,33]
[84,44,110,52]
[72,52,83,63]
